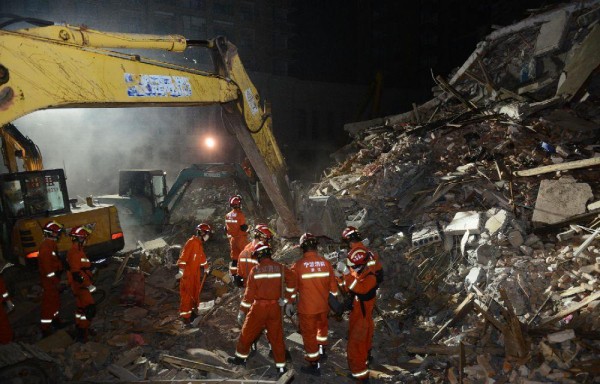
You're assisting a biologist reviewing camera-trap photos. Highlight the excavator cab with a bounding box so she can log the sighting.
[118,170,167,208]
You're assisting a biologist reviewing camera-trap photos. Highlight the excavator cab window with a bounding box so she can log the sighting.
[0,170,69,219]
[151,174,166,207]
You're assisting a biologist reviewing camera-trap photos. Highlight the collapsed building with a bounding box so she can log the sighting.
[1,2,599,383]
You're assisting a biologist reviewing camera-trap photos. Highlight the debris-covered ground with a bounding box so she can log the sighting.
[2,2,600,383]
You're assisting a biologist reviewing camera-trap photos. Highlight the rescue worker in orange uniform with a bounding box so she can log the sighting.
[236,224,274,288]
[38,220,65,336]
[67,225,96,342]
[291,233,342,376]
[176,223,212,324]
[336,226,381,383]
[225,195,249,284]
[0,262,15,344]
[229,241,296,377]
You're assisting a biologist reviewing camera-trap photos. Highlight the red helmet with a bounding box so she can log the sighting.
[347,248,368,266]
[69,225,92,242]
[43,221,64,238]
[299,232,317,250]
[229,195,242,208]
[341,226,361,242]
[196,223,212,236]
[254,224,274,241]
[251,241,271,260]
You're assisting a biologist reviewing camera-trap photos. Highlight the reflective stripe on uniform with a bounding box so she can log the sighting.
[330,291,338,296]
[301,272,330,279]
[306,351,320,358]
[80,315,87,321]
[54,311,59,317]
[2,292,8,298]
[275,362,286,368]
[75,313,81,319]
[241,301,252,308]
[41,319,53,324]
[81,258,90,263]
[285,287,295,293]
[367,260,376,266]
[291,294,297,299]
[180,310,192,316]
[348,279,358,290]
[352,369,369,378]
[46,272,55,278]
[235,350,249,359]
[200,261,207,266]
[225,219,238,223]
[316,335,328,342]
[254,273,281,279]
[239,258,258,264]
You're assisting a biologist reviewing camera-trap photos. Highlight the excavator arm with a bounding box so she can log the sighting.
[0,123,43,172]
[0,23,300,235]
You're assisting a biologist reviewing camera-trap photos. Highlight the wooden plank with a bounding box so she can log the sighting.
[473,302,506,332]
[513,157,600,177]
[275,369,294,384]
[540,291,600,326]
[432,293,475,341]
[160,354,236,376]
[499,289,529,359]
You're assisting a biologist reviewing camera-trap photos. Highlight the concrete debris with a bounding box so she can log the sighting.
[3,2,600,383]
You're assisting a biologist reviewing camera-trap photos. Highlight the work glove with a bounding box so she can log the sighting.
[278,297,287,307]
[284,303,295,317]
[237,310,246,327]
[87,284,97,293]
[175,269,183,280]
[4,300,14,313]
[336,261,350,276]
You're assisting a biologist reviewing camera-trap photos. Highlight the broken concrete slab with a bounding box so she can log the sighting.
[532,179,593,225]
[556,24,600,100]
[445,211,482,235]
[547,329,576,343]
[534,10,569,56]
[485,209,509,236]
[588,200,600,211]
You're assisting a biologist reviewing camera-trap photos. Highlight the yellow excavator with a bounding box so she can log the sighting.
[0,17,337,264]
[0,121,125,265]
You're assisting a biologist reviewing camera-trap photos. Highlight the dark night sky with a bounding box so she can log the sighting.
[289,0,565,114]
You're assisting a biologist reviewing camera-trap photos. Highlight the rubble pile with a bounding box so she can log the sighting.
[3,3,600,384]
[309,2,600,383]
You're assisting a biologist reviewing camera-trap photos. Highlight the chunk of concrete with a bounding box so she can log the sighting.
[547,329,576,343]
[465,267,484,289]
[508,231,524,248]
[534,10,569,56]
[532,179,593,225]
[588,200,600,211]
[485,209,509,236]
[475,244,499,265]
[445,211,482,235]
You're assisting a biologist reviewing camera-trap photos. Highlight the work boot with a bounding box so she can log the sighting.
[41,327,53,338]
[276,366,287,379]
[75,327,88,343]
[249,341,257,358]
[300,361,321,377]
[319,344,328,360]
[367,349,374,367]
[358,377,371,384]
[227,356,246,367]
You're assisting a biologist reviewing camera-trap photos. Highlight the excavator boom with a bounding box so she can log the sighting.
[0,23,300,235]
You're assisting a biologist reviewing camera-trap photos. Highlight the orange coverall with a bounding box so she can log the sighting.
[342,267,378,381]
[67,243,95,331]
[291,250,338,362]
[177,235,208,319]
[237,239,260,287]
[0,276,13,344]
[235,258,296,369]
[38,238,63,331]
[225,208,249,276]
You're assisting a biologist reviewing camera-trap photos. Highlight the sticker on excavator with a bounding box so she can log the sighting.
[244,88,260,115]
[124,74,192,97]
